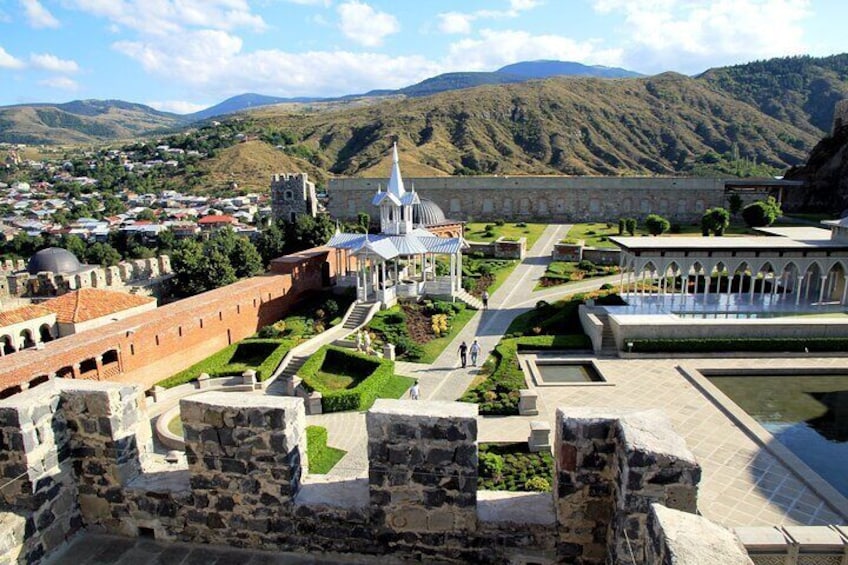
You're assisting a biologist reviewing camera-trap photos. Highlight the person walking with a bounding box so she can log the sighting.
[458,341,468,368]
[470,339,481,367]
[481,290,489,310]
[410,380,420,400]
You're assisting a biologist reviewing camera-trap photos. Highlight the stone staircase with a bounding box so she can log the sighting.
[343,301,378,330]
[595,312,618,355]
[454,289,484,310]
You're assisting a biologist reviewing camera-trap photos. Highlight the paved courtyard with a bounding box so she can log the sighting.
[306,223,848,529]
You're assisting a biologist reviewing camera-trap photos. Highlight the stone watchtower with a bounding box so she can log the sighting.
[270,173,318,223]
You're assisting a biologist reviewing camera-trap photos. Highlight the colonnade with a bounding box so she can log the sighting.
[618,255,848,308]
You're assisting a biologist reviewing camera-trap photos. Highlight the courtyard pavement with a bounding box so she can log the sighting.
[304,222,848,530]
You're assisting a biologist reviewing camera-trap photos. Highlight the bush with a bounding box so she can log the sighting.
[600,283,614,290]
[632,337,848,353]
[514,221,527,227]
[479,451,504,481]
[257,324,284,338]
[644,213,671,235]
[494,219,506,226]
[525,476,551,492]
[742,197,782,227]
[298,347,394,412]
[577,259,595,271]
[702,207,731,235]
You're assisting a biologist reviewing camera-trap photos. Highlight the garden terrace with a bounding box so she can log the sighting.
[297,346,397,412]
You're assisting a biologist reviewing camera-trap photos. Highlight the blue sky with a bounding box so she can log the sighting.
[0,0,845,114]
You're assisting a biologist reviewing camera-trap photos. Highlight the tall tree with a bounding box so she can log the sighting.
[255,222,287,266]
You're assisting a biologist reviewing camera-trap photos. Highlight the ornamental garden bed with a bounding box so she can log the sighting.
[478,443,554,492]
[460,290,621,415]
[298,346,412,412]
[537,259,620,289]
[366,299,476,363]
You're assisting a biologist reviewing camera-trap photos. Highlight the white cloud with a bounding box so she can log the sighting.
[337,1,399,47]
[30,53,80,73]
[20,0,60,28]
[147,100,209,114]
[66,0,266,35]
[39,76,79,90]
[436,0,542,35]
[111,29,440,98]
[445,29,623,71]
[437,12,473,35]
[591,0,812,73]
[0,46,25,69]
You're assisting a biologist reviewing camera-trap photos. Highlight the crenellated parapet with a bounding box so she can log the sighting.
[0,382,760,564]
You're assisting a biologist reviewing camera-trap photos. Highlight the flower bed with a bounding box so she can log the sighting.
[478,443,554,492]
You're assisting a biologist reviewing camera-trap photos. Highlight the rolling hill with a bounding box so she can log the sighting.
[0,99,186,144]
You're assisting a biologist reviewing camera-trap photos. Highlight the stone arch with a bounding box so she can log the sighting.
[19,329,35,350]
[823,261,846,302]
[733,261,752,293]
[39,323,53,343]
[1,335,15,355]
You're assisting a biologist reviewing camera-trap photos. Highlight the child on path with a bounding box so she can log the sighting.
[458,341,468,368]
[410,380,420,400]
[469,339,481,367]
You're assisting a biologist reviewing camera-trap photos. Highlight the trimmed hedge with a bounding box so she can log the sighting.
[157,338,294,389]
[460,335,589,415]
[306,425,346,474]
[632,337,848,353]
[298,347,394,412]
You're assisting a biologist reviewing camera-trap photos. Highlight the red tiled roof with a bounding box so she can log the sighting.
[0,305,53,326]
[41,289,155,324]
[198,215,235,224]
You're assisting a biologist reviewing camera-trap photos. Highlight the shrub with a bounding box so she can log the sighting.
[669,223,682,234]
[625,218,637,236]
[577,259,595,271]
[702,207,730,235]
[742,198,781,227]
[618,218,626,235]
[514,221,527,227]
[494,219,505,226]
[479,451,504,481]
[257,324,284,338]
[525,476,551,492]
[600,283,614,290]
[644,213,671,235]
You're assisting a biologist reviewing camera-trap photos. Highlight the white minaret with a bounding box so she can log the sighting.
[373,142,418,235]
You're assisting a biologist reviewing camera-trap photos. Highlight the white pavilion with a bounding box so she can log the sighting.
[327,144,467,306]
[611,221,848,315]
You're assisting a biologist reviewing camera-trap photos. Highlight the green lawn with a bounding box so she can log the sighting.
[465,222,546,249]
[377,374,416,399]
[417,306,477,363]
[306,426,346,474]
[567,221,762,248]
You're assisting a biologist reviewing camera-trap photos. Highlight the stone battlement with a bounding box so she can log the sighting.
[1,255,172,300]
[0,382,754,564]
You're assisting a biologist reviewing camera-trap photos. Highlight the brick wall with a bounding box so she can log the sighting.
[0,247,350,395]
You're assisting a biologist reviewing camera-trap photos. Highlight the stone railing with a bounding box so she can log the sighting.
[736,525,848,564]
[578,305,604,354]
[0,381,769,564]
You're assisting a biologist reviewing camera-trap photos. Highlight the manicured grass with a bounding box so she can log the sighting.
[377,374,416,400]
[465,222,546,249]
[306,426,346,474]
[534,260,620,290]
[313,370,358,391]
[567,221,760,248]
[167,414,183,436]
[416,306,477,364]
[486,259,518,295]
[298,347,394,412]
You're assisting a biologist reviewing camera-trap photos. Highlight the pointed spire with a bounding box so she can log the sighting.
[386,141,405,197]
[335,220,341,235]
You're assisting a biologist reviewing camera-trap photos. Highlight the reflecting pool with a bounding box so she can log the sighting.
[536,362,605,384]
[707,374,848,497]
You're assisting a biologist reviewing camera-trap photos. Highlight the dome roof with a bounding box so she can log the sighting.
[27,247,83,275]
[413,199,447,226]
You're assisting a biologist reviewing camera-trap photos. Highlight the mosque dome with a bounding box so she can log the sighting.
[26,247,83,275]
[413,199,447,226]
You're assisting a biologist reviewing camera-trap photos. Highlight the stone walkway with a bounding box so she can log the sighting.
[303,223,848,530]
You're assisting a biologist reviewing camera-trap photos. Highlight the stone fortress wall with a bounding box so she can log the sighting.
[0,381,755,565]
[0,256,173,301]
[329,176,730,223]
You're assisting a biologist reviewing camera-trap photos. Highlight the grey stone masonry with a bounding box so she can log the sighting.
[270,173,318,222]
[366,400,478,534]
[554,407,701,565]
[647,504,753,565]
[61,380,153,533]
[179,392,307,546]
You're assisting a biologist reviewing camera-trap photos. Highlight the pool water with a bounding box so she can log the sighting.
[707,374,848,497]
[537,363,604,383]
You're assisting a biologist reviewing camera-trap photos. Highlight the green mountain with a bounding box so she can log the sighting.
[0,99,187,144]
[218,72,817,184]
[699,54,848,135]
